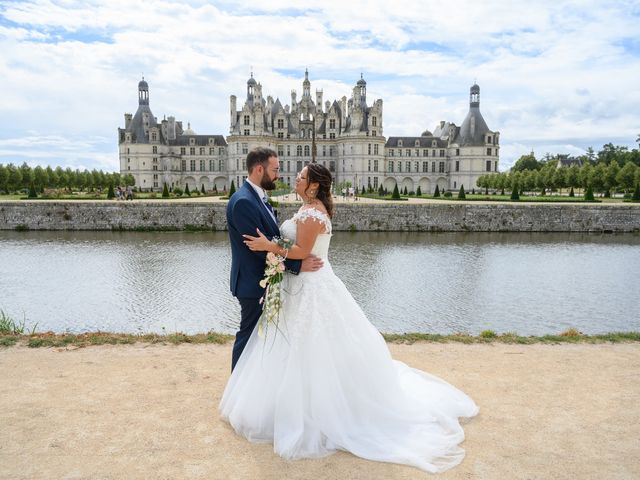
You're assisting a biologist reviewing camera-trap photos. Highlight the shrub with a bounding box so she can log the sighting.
[433,185,440,198]
[403,186,408,195]
[416,185,422,196]
[362,185,366,194]
[378,184,384,196]
[201,184,205,194]
[162,183,169,198]
[569,186,574,197]
[28,181,38,198]
[632,183,640,202]
[584,185,595,201]
[392,184,400,199]
[229,180,236,196]
[480,330,497,339]
[458,185,466,199]
[173,187,183,196]
[510,182,520,201]
[443,191,452,198]
[107,183,115,199]
[185,183,191,196]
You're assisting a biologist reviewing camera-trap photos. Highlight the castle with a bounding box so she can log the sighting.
[118,71,499,194]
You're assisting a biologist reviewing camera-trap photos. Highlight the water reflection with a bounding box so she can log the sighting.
[0,231,638,335]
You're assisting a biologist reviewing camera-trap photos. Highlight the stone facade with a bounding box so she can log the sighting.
[2,203,638,233]
[118,73,499,194]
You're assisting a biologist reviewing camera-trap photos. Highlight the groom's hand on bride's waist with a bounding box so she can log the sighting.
[300,255,323,272]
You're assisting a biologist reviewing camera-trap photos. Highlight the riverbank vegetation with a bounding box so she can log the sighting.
[1,329,638,348]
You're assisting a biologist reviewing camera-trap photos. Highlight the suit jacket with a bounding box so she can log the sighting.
[227,182,301,298]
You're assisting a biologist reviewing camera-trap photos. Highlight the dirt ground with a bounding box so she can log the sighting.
[1,342,638,480]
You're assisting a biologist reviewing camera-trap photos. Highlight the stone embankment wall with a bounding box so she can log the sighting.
[0,201,639,232]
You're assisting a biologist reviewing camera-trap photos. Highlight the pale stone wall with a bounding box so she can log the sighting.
[1,202,639,233]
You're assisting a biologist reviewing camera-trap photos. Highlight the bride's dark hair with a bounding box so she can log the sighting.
[305,163,334,218]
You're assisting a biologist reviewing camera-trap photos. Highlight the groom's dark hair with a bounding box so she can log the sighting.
[246,147,277,173]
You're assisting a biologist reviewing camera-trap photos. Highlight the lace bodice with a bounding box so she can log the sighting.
[280,207,332,260]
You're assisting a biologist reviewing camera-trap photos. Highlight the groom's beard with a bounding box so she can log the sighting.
[260,172,276,191]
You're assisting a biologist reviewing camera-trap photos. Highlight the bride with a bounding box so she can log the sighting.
[219,163,478,473]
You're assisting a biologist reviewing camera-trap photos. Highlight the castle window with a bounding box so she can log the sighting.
[190,138,195,146]
[297,145,302,156]
[456,160,460,172]
[374,144,379,155]
[422,162,428,172]
[398,162,402,172]
[399,149,403,157]
[278,132,284,138]
[200,147,205,155]
[374,159,379,172]
[495,161,498,172]
[415,140,420,147]
[432,161,436,172]
[432,140,437,147]
[486,160,492,172]
[368,159,371,171]
[209,160,215,171]
[181,160,186,171]
[277,145,284,156]
[487,135,492,143]
[152,133,157,141]
[372,130,376,136]
[368,144,372,155]
[329,133,335,139]
[487,148,492,155]
[287,145,291,156]
[244,115,250,126]
[242,143,248,154]
[423,149,428,157]
[456,148,460,156]
[190,160,196,171]
[219,147,224,155]
[304,145,310,156]
[209,147,214,155]
[329,161,335,172]
[439,161,445,173]
[373,177,378,188]
[244,129,250,136]
[152,165,158,171]
[440,149,445,157]
[277,119,284,129]
[415,149,419,157]
[200,160,205,171]
[190,147,195,155]
[372,116,377,127]
[297,161,302,172]
[322,145,326,156]
[152,146,157,154]
[389,149,394,157]
[180,147,186,155]
[415,162,419,172]
[432,149,436,156]
[329,146,335,156]
[219,159,225,170]
[406,149,411,157]
[398,140,403,147]
[388,161,394,172]
[329,119,336,129]
[406,161,410,172]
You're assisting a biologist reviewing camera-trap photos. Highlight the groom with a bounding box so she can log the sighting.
[226,147,322,371]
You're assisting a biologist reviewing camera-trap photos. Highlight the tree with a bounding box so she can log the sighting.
[229,180,236,196]
[632,183,640,202]
[457,185,466,199]
[569,186,575,197]
[403,186,408,195]
[605,160,620,193]
[416,185,422,196]
[107,183,115,199]
[433,184,440,198]
[201,183,205,194]
[361,185,366,195]
[616,162,638,192]
[392,184,400,199]
[7,164,22,192]
[378,184,384,196]
[0,164,8,193]
[512,153,539,171]
[591,163,607,195]
[585,147,596,164]
[185,183,191,196]
[33,166,47,191]
[162,183,169,198]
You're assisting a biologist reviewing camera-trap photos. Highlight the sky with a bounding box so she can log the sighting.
[1,0,639,172]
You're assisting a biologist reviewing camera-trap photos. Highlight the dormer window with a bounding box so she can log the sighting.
[398,139,403,147]
[415,140,420,147]
[432,140,437,147]
[487,135,492,143]
[190,138,195,146]
[209,138,215,145]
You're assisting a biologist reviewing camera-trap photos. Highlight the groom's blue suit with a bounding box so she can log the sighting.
[227,182,301,370]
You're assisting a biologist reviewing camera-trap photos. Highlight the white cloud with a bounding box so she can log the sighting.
[0,0,638,172]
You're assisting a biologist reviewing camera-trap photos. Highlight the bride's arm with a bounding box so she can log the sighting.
[243,218,324,259]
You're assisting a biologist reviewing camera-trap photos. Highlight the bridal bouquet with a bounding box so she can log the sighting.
[258,237,293,337]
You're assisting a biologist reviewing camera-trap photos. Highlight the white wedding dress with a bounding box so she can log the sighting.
[219,208,479,473]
